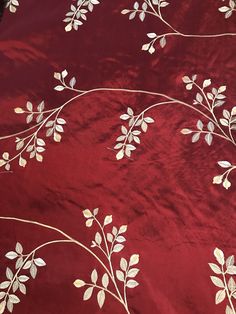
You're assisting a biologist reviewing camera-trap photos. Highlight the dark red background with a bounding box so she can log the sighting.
[0,1,236,313]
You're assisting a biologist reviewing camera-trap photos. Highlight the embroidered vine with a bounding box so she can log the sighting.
[1,70,236,189]
[0,209,140,314]
[64,0,100,32]
[121,0,236,55]
[209,248,236,314]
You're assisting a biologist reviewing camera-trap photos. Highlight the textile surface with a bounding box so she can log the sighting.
[0,1,236,313]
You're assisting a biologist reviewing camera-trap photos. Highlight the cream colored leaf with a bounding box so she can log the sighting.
[102,273,109,289]
[213,175,223,185]
[83,287,93,301]
[116,270,124,282]
[14,107,24,114]
[129,254,139,266]
[19,157,27,168]
[91,269,98,284]
[116,149,124,160]
[209,263,222,274]
[65,24,72,32]
[0,160,6,167]
[83,209,93,218]
[0,301,6,314]
[119,225,127,234]
[95,232,102,246]
[104,215,112,226]
[128,268,139,278]
[86,219,93,227]
[53,132,61,142]
[126,279,139,288]
[36,154,43,163]
[73,279,85,288]
[54,72,61,80]
[214,248,225,265]
[97,290,105,308]
[203,79,211,89]
[210,276,224,288]
[223,179,231,190]
[2,152,9,160]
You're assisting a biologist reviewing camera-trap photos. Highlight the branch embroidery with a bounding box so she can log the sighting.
[209,248,236,314]
[64,0,100,32]
[121,0,236,55]
[0,209,140,314]
[1,70,236,189]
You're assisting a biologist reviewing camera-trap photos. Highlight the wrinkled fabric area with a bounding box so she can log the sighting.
[0,1,236,313]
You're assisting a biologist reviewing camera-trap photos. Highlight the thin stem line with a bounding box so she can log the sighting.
[85,283,123,305]
[0,87,214,139]
[191,129,230,142]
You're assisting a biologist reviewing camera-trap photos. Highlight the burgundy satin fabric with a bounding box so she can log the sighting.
[0,1,236,313]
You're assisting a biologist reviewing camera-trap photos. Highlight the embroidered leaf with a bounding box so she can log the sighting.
[73,279,85,288]
[97,290,105,308]
[102,273,109,289]
[95,232,102,246]
[227,266,236,275]
[5,252,18,260]
[203,79,211,89]
[129,254,139,266]
[214,248,225,266]
[205,133,213,146]
[126,280,139,288]
[116,270,124,282]
[91,269,98,285]
[215,289,226,304]
[209,263,222,274]
[83,209,93,218]
[113,244,124,253]
[104,215,112,226]
[218,161,232,168]
[83,287,94,301]
[34,258,46,267]
[210,276,224,288]
[226,305,234,314]
[128,268,139,278]
[120,258,128,271]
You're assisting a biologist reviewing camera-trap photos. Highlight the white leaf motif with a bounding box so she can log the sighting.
[214,248,225,266]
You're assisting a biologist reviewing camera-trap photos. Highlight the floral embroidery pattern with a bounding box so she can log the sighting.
[209,248,236,314]
[114,75,236,189]
[64,0,100,32]
[0,243,46,314]
[0,209,139,314]
[121,0,236,55]
[1,70,236,189]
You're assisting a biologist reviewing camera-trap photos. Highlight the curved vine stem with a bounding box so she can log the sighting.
[0,216,131,314]
[1,81,236,171]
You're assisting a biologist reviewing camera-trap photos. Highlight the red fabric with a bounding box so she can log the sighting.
[0,1,236,313]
